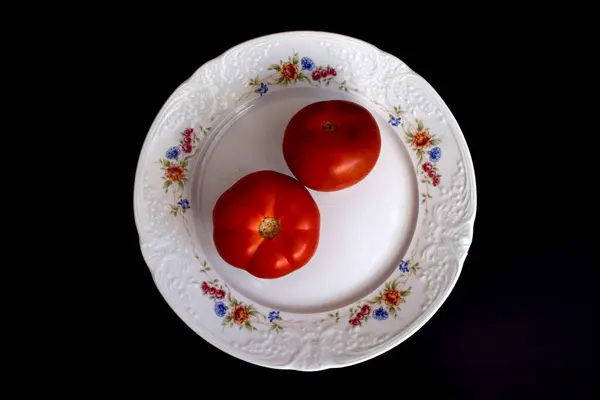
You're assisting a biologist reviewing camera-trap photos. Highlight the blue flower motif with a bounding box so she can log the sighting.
[257,82,268,96]
[372,307,389,320]
[388,116,402,127]
[300,57,315,71]
[178,199,190,209]
[165,146,181,160]
[429,146,442,163]
[268,310,280,322]
[399,260,409,273]
[214,301,227,318]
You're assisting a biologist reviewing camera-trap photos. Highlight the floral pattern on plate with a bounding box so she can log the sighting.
[134,32,477,372]
[195,259,284,332]
[158,126,208,216]
[157,49,446,334]
[241,51,356,100]
[381,104,443,210]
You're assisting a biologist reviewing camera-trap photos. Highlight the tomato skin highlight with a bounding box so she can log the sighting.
[212,170,320,279]
[283,100,381,192]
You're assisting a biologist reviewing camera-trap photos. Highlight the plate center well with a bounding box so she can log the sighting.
[192,87,419,314]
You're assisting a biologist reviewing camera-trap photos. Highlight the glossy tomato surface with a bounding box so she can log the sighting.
[212,170,321,279]
[283,100,381,192]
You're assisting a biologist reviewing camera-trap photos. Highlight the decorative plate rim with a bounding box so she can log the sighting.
[133,30,477,371]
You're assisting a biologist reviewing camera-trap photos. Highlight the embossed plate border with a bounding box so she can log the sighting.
[133,31,477,371]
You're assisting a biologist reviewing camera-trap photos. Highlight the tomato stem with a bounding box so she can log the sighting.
[321,121,338,132]
[259,217,280,240]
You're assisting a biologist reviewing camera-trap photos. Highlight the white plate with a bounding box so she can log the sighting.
[133,31,477,371]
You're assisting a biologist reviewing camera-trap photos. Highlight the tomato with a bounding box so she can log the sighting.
[212,170,321,279]
[282,100,381,192]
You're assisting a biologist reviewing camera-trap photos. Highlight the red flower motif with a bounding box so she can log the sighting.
[311,70,321,80]
[433,176,440,187]
[320,68,329,78]
[422,162,433,172]
[382,289,402,307]
[349,318,360,326]
[361,304,371,314]
[184,136,192,144]
[413,131,432,149]
[280,62,298,81]
[327,67,336,76]
[201,282,209,293]
[231,304,250,325]
[208,287,216,295]
[184,128,193,136]
[165,165,184,182]
[356,312,364,321]
[215,289,226,299]
[428,170,436,178]
[182,143,192,154]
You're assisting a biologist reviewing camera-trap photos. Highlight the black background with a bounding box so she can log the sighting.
[86,17,595,398]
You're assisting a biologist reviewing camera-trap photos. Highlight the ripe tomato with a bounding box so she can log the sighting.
[283,100,381,192]
[212,170,321,279]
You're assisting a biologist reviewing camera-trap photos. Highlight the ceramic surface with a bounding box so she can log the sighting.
[133,31,477,371]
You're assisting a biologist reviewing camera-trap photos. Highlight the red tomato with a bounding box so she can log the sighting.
[283,100,381,192]
[212,170,321,279]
